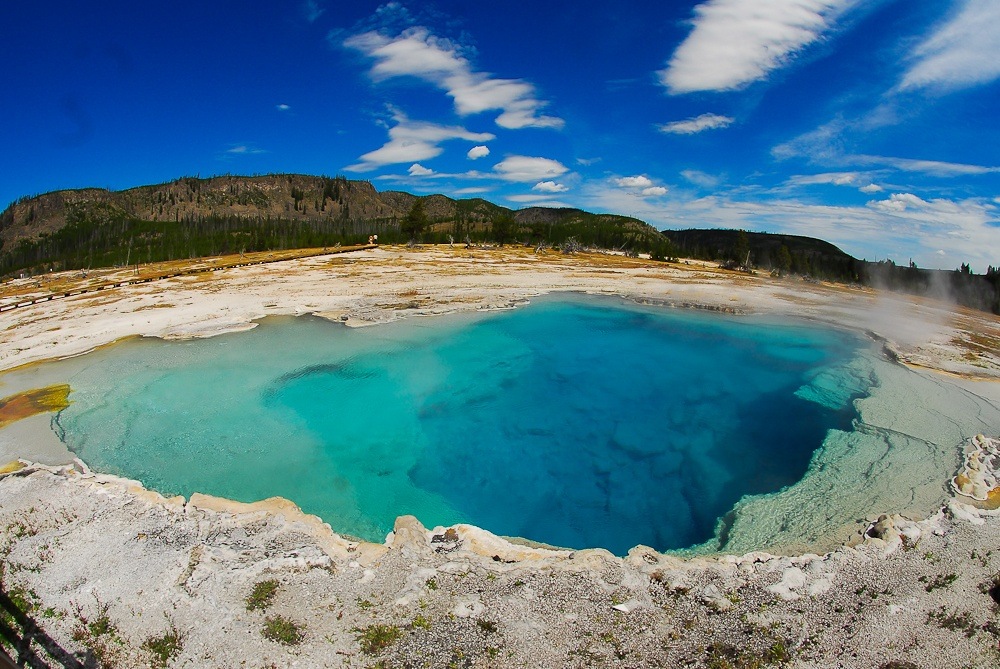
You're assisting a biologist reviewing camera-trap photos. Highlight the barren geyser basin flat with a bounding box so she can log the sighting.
[1,247,999,668]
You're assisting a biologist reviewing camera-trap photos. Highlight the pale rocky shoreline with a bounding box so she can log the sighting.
[1,460,999,668]
[1,246,999,667]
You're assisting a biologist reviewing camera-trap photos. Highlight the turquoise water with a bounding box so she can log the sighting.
[50,296,868,555]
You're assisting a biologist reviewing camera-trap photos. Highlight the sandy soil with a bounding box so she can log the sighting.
[1,246,999,668]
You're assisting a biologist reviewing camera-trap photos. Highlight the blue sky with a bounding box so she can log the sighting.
[2,0,999,270]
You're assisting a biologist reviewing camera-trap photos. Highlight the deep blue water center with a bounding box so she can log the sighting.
[56,296,864,555]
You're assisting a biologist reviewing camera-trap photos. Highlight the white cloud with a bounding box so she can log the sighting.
[658,113,734,135]
[899,0,1000,92]
[453,187,491,195]
[866,192,957,215]
[660,0,859,93]
[344,27,563,129]
[408,163,434,176]
[774,123,1000,177]
[783,172,888,194]
[680,169,721,189]
[611,175,666,198]
[576,157,601,166]
[346,111,495,171]
[613,175,654,188]
[859,155,1000,177]
[507,194,570,205]
[787,172,860,187]
[225,144,266,155]
[303,1,325,23]
[583,182,1000,270]
[493,155,569,182]
[467,145,490,160]
[275,103,291,111]
[533,181,568,193]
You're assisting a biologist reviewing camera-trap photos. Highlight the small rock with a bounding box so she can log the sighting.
[701,584,732,612]
[452,597,485,618]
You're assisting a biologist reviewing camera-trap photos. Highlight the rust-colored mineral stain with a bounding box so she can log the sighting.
[0,384,71,429]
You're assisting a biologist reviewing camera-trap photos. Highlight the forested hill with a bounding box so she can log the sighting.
[663,229,856,279]
[0,174,670,275]
[2,175,998,313]
[663,228,1000,315]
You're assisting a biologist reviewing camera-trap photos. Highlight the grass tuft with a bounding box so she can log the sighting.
[246,579,280,611]
[355,624,402,654]
[262,615,305,645]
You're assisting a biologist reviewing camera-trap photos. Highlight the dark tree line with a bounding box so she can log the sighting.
[664,228,1000,314]
[1,200,677,277]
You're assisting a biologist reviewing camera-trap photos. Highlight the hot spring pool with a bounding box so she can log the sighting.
[7,295,997,555]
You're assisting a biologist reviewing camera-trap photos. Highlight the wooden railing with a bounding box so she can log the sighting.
[0,589,85,668]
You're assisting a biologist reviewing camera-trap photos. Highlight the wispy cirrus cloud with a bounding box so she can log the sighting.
[342,26,563,129]
[680,169,722,189]
[303,1,325,24]
[658,113,733,135]
[660,0,860,94]
[898,0,1000,93]
[856,155,1000,177]
[223,144,267,156]
[782,172,885,194]
[506,194,571,207]
[773,119,1000,177]
[345,111,494,172]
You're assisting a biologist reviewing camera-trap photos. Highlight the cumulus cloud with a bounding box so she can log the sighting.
[613,175,654,188]
[275,103,291,111]
[658,113,734,135]
[493,155,569,182]
[899,0,1000,92]
[343,26,563,129]
[346,111,495,171]
[467,145,490,160]
[867,192,934,214]
[611,175,667,197]
[533,181,568,193]
[859,183,883,193]
[660,0,860,93]
[408,163,434,176]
